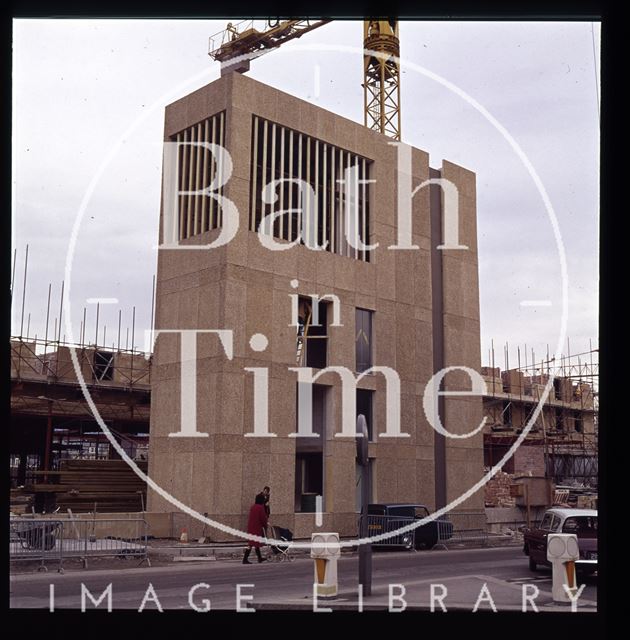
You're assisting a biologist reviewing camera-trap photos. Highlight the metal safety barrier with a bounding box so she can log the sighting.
[435,511,489,547]
[10,518,64,572]
[10,516,150,572]
[360,515,429,549]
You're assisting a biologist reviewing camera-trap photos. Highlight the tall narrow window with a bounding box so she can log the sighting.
[295,384,327,513]
[296,296,328,369]
[357,389,374,441]
[355,308,373,373]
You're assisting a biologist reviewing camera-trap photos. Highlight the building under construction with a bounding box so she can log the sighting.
[481,348,598,493]
[9,336,151,513]
[146,68,485,540]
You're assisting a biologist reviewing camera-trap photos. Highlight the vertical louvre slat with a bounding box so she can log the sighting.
[347,153,352,259]
[200,119,209,233]
[179,129,186,240]
[344,151,350,258]
[193,123,203,235]
[330,143,335,255]
[361,157,367,262]
[218,111,225,228]
[348,153,354,260]
[174,131,180,241]
[338,148,344,255]
[338,148,344,256]
[298,133,303,245]
[347,152,353,258]
[366,158,370,263]
[279,126,285,240]
[288,129,294,242]
[343,151,348,258]
[182,129,190,240]
[256,116,263,232]
[322,143,327,250]
[251,116,259,232]
[177,132,184,241]
[305,136,311,248]
[270,123,277,237]
[314,138,319,249]
[285,130,295,241]
[261,120,268,234]
[210,115,217,229]
[353,154,358,260]
[186,126,196,239]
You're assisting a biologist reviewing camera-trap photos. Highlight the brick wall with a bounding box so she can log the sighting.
[484,470,516,507]
[513,445,545,476]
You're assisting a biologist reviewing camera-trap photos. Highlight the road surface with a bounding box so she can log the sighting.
[10,546,597,612]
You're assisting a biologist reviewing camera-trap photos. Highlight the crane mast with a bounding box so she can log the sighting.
[363,20,401,140]
[208,18,401,140]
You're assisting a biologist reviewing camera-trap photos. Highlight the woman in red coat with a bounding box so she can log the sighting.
[242,494,269,564]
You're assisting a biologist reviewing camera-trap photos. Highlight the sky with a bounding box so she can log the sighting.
[11,19,600,370]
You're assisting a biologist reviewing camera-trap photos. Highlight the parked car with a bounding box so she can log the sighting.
[364,503,454,550]
[523,508,597,575]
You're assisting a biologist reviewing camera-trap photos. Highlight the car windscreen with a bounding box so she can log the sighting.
[562,516,597,537]
[388,507,414,518]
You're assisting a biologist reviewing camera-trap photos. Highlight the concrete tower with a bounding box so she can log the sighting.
[147,73,485,539]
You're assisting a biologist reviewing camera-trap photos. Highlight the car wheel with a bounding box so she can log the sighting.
[426,533,438,550]
[418,536,437,550]
[529,556,537,571]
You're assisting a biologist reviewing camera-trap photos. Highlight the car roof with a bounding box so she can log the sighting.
[369,503,429,509]
[545,508,597,518]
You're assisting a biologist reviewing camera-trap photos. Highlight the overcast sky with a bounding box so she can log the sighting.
[11,19,600,370]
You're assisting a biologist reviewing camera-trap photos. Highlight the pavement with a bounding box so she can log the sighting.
[146,531,524,561]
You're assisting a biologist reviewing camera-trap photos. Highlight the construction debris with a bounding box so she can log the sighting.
[10,487,33,515]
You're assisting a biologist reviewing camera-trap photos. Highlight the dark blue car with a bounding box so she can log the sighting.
[365,503,454,550]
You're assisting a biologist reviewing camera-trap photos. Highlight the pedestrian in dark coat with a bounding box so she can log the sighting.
[257,486,271,517]
[243,494,268,564]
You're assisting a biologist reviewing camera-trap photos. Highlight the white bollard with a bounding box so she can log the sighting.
[311,532,341,599]
[547,533,580,602]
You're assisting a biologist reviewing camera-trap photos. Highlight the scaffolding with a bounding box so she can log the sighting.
[10,334,152,489]
[10,336,151,389]
[482,341,598,488]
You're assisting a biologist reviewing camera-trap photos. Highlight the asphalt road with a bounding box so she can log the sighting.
[10,546,597,612]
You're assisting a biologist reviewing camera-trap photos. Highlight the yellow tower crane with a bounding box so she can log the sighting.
[208,19,401,140]
[363,19,401,140]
